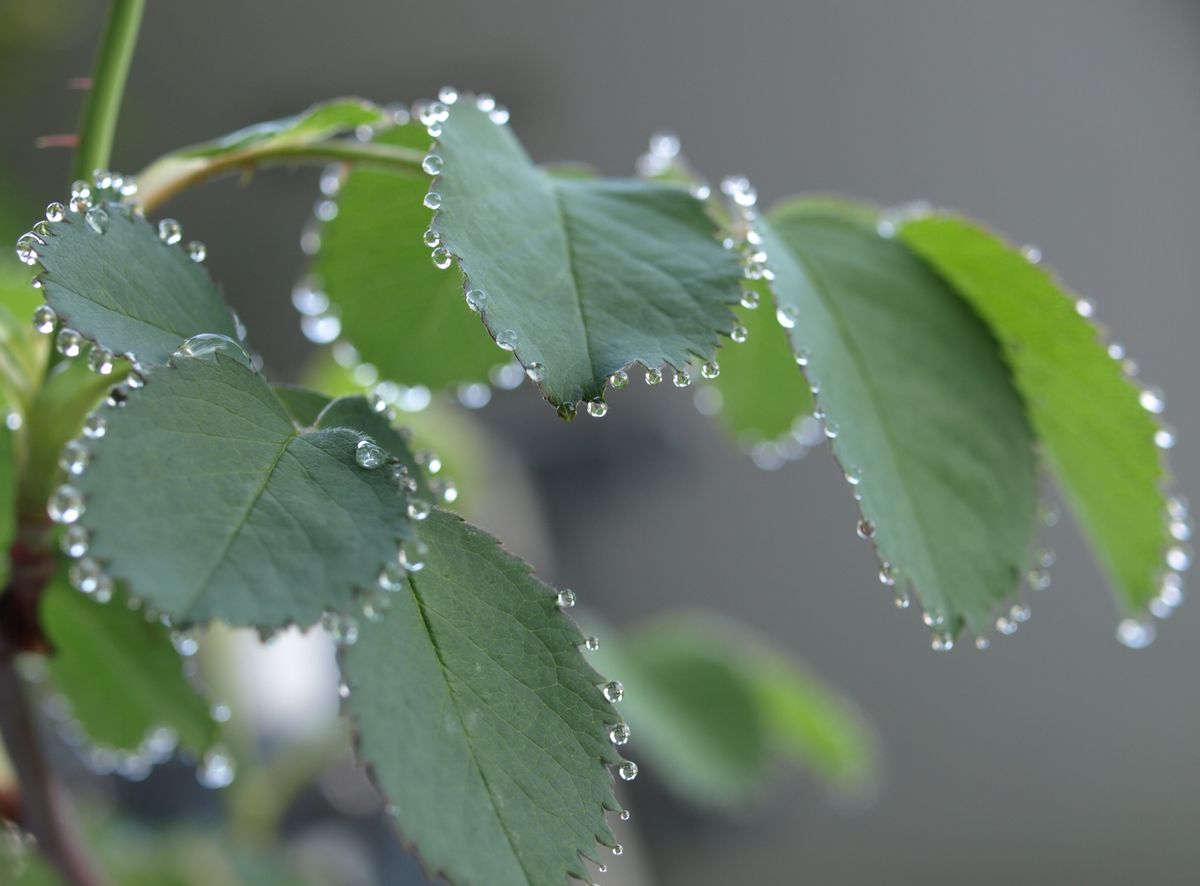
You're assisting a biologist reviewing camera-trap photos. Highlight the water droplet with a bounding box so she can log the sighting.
[407,499,432,521]
[489,105,510,125]
[438,85,459,104]
[45,202,65,223]
[1010,603,1031,623]
[157,219,182,245]
[171,631,199,657]
[1139,386,1165,414]
[85,206,108,235]
[69,556,105,595]
[15,235,39,266]
[587,400,608,418]
[1167,545,1192,572]
[701,360,720,380]
[996,616,1018,636]
[198,747,236,789]
[776,305,798,329]
[556,589,576,608]
[619,809,631,821]
[338,681,352,699]
[609,369,629,389]
[457,382,492,409]
[59,440,90,477]
[431,247,452,269]
[618,761,639,781]
[644,367,663,385]
[602,681,624,703]
[1021,244,1043,264]
[422,153,444,175]
[187,241,207,262]
[321,611,359,646]
[584,636,600,652]
[378,561,407,592]
[609,723,631,745]
[423,191,442,210]
[32,304,56,334]
[496,330,517,351]
[1170,519,1191,542]
[740,289,760,309]
[731,325,749,344]
[60,525,89,559]
[86,344,115,375]
[56,328,84,358]
[931,632,954,652]
[355,439,386,469]
[48,485,84,524]
[465,289,486,312]
[1027,568,1051,591]
[672,369,691,388]
[856,519,875,540]
[1074,298,1096,318]
[399,540,428,573]
[893,586,910,609]
[423,228,440,248]
[520,362,546,384]
[975,636,991,650]
[923,610,946,628]
[1155,425,1176,449]
[824,420,840,439]
[173,333,250,365]
[844,466,862,486]
[1116,618,1156,649]
[83,414,107,439]
[301,314,341,344]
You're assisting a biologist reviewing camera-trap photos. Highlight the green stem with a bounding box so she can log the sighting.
[73,0,146,181]
[136,140,426,213]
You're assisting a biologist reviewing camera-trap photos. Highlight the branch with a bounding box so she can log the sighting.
[73,0,146,181]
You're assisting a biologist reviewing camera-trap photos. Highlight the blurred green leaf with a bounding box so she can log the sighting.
[759,198,1036,636]
[312,124,506,390]
[41,576,216,753]
[592,614,876,807]
[342,509,624,886]
[34,201,237,367]
[709,280,814,443]
[72,354,417,628]
[434,100,743,410]
[901,215,1175,616]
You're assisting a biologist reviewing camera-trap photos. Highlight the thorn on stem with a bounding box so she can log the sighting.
[34,134,80,150]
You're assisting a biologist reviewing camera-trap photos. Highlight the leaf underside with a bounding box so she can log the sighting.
[432,100,744,408]
[312,124,507,389]
[342,508,623,886]
[72,354,416,629]
[41,576,216,752]
[762,199,1037,634]
[35,202,237,367]
[901,215,1172,614]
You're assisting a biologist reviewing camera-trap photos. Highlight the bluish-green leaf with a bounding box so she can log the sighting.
[433,99,743,410]
[900,214,1176,617]
[70,354,416,628]
[311,124,506,389]
[33,201,237,367]
[760,198,1037,637]
[342,509,624,886]
[41,576,216,753]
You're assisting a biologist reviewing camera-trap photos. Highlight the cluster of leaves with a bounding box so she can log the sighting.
[2,86,1183,886]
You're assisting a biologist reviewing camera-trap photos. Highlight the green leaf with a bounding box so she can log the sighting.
[709,281,815,444]
[760,198,1037,636]
[172,99,386,159]
[592,614,876,807]
[433,99,743,410]
[136,99,388,202]
[34,201,237,367]
[900,214,1175,616]
[41,575,216,753]
[311,124,507,390]
[271,384,332,428]
[342,509,624,886]
[70,353,417,628]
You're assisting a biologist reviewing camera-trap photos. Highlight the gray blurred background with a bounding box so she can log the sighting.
[3,1,1199,883]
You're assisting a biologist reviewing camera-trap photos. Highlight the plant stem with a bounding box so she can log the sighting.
[136,140,426,213]
[0,654,105,886]
[73,0,146,181]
